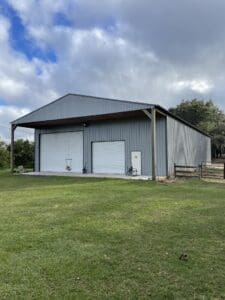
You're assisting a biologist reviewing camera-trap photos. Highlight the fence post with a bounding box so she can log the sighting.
[174,164,176,178]
[200,163,203,178]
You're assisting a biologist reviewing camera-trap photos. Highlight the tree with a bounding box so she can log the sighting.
[7,139,34,169]
[169,99,225,158]
[0,140,10,169]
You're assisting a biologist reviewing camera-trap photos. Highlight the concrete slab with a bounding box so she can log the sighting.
[21,171,152,180]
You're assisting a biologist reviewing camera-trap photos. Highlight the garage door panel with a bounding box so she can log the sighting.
[40,131,83,172]
[92,141,125,174]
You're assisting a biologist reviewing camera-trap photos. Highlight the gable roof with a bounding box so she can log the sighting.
[12,93,153,126]
[12,93,210,138]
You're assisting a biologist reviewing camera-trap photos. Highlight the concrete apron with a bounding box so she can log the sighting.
[21,172,165,181]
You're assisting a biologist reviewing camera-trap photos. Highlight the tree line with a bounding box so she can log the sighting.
[0,139,34,169]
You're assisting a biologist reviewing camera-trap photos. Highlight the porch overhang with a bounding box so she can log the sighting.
[12,109,151,129]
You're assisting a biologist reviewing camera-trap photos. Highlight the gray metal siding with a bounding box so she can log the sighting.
[167,116,211,176]
[156,116,167,176]
[35,116,168,176]
[85,118,151,175]
[14,94,152,125]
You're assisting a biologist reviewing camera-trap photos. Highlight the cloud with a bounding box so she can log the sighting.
[0,14,9,41]
[0,0,225,141]
[171,80,213,94]
[0,105,33,142]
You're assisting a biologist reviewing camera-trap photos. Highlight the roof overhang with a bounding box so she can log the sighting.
[14,109,149,129]
[11,92,210,138]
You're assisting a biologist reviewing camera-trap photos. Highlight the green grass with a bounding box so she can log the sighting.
[0,171,225,299]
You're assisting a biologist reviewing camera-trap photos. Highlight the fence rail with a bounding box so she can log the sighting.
[200,163,225,180]
[174,163,225,180]
[174,164,201,178]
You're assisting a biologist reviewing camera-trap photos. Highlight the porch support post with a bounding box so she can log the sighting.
[10,124,17,173]
[151,108,157,181]
[143,108,157,180]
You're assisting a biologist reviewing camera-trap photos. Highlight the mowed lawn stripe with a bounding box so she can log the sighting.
[0,171,225,298]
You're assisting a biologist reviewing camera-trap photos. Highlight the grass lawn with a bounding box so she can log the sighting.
[0,171,225,299]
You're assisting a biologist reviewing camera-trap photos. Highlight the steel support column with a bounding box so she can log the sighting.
[143,108,157,180]
[151,108,157,180]
[10,124,17,173]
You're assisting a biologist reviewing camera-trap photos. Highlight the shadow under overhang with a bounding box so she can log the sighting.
[14,109,150,129]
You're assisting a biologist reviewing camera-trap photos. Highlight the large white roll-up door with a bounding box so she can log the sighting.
[92,141,125,174]
[40,131,83,172]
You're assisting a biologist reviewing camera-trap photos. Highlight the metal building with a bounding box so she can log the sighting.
[11,94,211,179]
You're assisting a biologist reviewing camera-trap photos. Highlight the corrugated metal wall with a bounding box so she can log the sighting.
[156,115,167,176]
[35,115,167,176]
[167,116,211,176]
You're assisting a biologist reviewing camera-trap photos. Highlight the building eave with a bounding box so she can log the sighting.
[14,109,149,129]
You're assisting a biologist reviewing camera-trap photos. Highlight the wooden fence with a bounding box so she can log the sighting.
[200,163,225,180]
[174,164,201,178]
[174,163,225,180]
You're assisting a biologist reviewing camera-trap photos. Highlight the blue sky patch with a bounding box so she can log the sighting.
[99,16,117,32]
[76,15,117,32]
[0,98,7,105]
[0,1,57,63]
[54,12,72,27]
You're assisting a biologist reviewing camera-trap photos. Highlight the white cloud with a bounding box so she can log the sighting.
[0,0,225,141]
[172,80,213,94]
[0,15,10,42]
[0,105,33,142]
[0,76,28,97]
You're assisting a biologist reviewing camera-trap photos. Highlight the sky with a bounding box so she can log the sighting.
[0,0,225,141]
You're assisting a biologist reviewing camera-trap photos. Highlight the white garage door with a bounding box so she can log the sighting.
[92,141,125,174]
[40,131,83,172]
